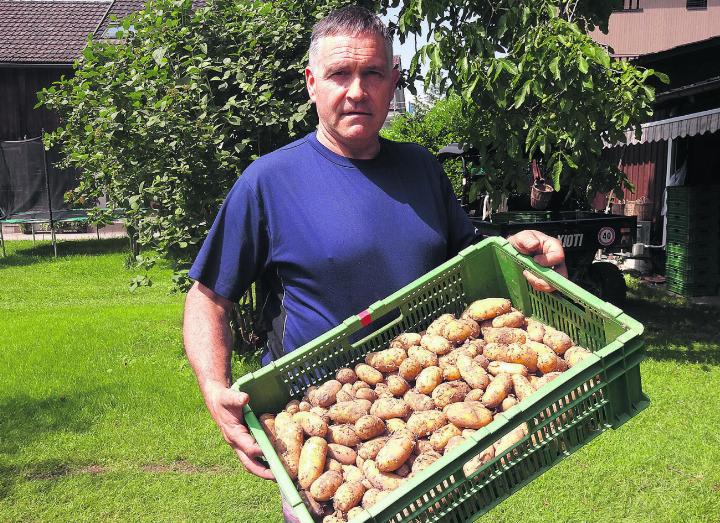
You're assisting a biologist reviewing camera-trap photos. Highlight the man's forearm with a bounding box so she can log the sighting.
[183,281,235,394]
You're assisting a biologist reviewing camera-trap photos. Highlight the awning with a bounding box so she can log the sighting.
[618,107,720,146]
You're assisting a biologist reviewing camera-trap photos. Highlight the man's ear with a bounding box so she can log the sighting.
[305,67,317,103]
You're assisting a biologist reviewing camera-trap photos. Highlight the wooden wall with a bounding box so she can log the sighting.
[0,66,71,141]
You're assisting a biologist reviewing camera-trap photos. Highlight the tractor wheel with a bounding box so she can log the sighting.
[588,262,627,306]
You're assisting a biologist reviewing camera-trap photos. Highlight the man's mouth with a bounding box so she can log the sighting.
[343,111,371,116]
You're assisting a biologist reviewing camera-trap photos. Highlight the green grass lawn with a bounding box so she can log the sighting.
[1,240,719,522]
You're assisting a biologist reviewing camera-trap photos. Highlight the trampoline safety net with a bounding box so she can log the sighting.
[0,137,78,220]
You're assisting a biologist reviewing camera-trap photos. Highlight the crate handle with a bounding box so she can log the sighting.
[348,304,409,350]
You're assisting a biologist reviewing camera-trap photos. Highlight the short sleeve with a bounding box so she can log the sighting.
[188,176,270,302]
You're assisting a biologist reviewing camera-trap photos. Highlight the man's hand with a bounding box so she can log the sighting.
[204,384,275,480]
[507,230,568,293]
[184,281,274,481]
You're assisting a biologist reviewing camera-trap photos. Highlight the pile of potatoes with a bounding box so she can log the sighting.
[259,298,592,523]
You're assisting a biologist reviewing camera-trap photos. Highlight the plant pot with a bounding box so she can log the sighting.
[530,183,554,210]
[611,202,625,215]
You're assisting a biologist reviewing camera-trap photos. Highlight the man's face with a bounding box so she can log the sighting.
[305,33,400,158]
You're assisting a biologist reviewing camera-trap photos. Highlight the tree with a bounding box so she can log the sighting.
[382,94,468,194]
[383,0,667,204]
[41,0,363,290]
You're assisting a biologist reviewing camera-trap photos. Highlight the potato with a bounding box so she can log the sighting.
[385,418,407,433]
[442,365,462,381]
[361,488,382,509]
[461,429,477,439]
[298,400,312,412]
[456,354,491,390]
[463,298,512,321]
[406,411,447,438]
[543,327,573,355]
[488,342,537,372]
[328,400,370,424]
[335,367,357,384]
[464,389,484,402]
[352,381,370,392]
[275,420,304,479]
[310,406,331,424]
[442,318,481,345]
[334,481,366,513]
[421,334,453,355]
[463,338,486,355]
[347,507,365,520]
[386,375,410,397]
[526,319,546,342]
[371,397,411,420]
[327,443,357,465]
[285,399,301,414]
[275,411,294,432]
[298,436,328,489]
[325,458,343,472]
[432,380,471,409]
[407,346,438,368]
[374,382,393,398]
[484,327,527,346]
[354,415,385,441]
[355,363,384,385]
[310,380,343,408]
[415,366,443,395]
[501,395,518,412]
[527,340,561,374]
[366,347,406,373]
[339,464,361,482]
[491,310,526,329]
[533,371,563,390]
[322,514,345,523]
[355,387,378,402]
[327,424,361,447]
[362,460,403,491]
[336,389,354,403]
[398,357,423,381]
[259,413,276,442]
[443,436,466,455]
[300,489,326,519]
[481,342,507,362]
[358,436,389,460]
[376,433,415,472]
[481,373,513,409]
[390,332,422,350]
[511,374,535,402]
[403,390,435,412]
[462,445,495,477]
[445,401,493,429]
[429,423,462,451]
[425,313,455,336]
[564,346,592,367]
[494,424,528,459]
[302,385,317,403]
[487,360,529,377]
[293,411,328,438]
[411,451,442,474]
[473,353,490,369]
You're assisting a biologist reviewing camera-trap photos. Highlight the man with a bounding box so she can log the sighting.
[184,3,566,508]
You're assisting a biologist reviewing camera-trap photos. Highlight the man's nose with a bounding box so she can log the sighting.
[346,76,366,101]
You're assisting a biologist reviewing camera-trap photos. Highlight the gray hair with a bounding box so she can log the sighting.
[309,6,393,71]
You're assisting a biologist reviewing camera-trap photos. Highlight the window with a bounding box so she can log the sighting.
[618,0,641,11]
[687,0,707,8]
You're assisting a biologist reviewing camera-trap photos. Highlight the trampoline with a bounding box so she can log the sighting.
[0,136,103,257]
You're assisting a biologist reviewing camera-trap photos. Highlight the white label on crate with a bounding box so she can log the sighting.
[557,233,584,247]
[598,227,616,246]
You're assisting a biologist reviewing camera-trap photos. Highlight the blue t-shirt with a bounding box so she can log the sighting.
[189,131,476,365]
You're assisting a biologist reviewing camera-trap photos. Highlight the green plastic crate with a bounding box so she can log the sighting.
[233,238,647,523]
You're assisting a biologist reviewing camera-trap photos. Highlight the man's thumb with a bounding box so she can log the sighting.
[223,389,250,409]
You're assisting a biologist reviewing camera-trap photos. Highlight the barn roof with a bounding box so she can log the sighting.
[0,1,112,64]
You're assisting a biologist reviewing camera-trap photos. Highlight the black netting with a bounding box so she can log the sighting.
[0,137,78,220]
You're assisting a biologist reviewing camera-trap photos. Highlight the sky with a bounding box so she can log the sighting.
[381,7,429,103]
